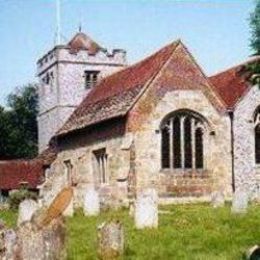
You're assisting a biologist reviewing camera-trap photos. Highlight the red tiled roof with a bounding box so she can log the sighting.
[0,160,44,190]
[37,147,57,166]
[209,56,260,109]
[68,32,102,55]
[57,40,180,136]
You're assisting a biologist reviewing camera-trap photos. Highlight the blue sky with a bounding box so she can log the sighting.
[0,0,254,106]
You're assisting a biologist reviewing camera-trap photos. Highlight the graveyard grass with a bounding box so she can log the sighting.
[1,203,260,259]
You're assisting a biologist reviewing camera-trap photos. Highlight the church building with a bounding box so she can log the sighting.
[37,31,260,206]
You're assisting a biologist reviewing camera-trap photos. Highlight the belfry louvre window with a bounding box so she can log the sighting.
[93,148,108,184]
[85,70,99,89]
[255,107,260,164]
[161,111,206,170]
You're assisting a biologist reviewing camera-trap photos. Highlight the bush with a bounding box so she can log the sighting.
[8,188,38,210]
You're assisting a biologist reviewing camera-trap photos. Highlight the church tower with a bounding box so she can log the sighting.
[37,32,127,152]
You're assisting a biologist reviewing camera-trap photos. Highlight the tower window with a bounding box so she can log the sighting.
[85,70,99,89]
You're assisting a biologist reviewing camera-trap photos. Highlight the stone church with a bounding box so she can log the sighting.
[37,31,260,206]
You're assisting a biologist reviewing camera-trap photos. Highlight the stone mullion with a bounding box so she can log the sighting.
[169,119,173,169]
[191,118,196,170]
[180,116,185,169]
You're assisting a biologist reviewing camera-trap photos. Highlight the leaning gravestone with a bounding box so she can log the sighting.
[134,188,158,229]
[231,190,249,214]
[63,197,74,217]
[83,186,100,216]
[17,199,39,226]
[97,221,124,260]
[211,190,225,208]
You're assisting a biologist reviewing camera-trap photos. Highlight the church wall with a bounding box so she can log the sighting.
[40,118,131,207]
[127,89,233,198]
[233,85,260,197]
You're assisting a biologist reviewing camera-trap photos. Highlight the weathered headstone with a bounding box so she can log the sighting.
[83,186,100,216]
[211,190,225,208]
[17,199,39,226]
[0,220,6,257]
[134,188,158,229]
[3,229,17,259]
[97,221,124,260]
[16,217,66,260]
[231,190,248,214]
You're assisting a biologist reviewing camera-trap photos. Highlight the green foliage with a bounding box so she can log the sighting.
[250,0,260,55]
[248,0,260,87]
[8,188,38,210]
[0,209,17,228]
[0,84,38,159]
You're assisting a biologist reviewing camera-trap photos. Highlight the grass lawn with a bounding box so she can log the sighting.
[1,203,260,259]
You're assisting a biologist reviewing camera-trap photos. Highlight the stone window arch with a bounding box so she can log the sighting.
[254,106,260,164]
[161,109,208,170]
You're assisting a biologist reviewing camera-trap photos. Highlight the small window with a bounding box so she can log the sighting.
[93,148,108,184]
[64,160,73,185]
[84,70,99,89]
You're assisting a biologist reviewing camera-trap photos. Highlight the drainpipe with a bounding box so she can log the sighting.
[228,110,235,192]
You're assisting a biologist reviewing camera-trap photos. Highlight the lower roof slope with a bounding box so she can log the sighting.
[0,159,43,190]
[210,56,260,109]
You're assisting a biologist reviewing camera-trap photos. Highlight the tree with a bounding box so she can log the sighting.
[0,84,38,159]
[249,0,260,86]
[250,0,260,54]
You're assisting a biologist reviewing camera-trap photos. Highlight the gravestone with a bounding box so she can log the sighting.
[3,229,17,259]
[0,220,6,257]
[16,217,66,260]
[17,199,39,226]
[134,188,158,229]
[83,186,100,216]
[211,190,225,208]
[231,190,248,214]
[97,221,124,260]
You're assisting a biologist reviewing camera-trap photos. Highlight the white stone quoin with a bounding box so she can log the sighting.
[134,188,158,229]
[83,186,100,216]
[17,199,39,225]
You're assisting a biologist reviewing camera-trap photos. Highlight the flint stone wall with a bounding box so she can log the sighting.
[233,85,260,198]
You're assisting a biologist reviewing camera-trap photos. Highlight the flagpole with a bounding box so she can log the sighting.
[56,0,61,45]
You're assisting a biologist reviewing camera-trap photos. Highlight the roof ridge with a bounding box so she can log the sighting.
[210,55,260,78]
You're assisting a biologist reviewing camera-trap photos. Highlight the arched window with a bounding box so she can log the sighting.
[255,107,260,164]
[161,110,206,170]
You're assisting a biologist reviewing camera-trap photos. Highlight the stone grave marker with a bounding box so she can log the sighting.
[97,221,124,260]
[17,199,39,226]
[231,190,249,214]
[134,188,158,229]
[83,186,100,216]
